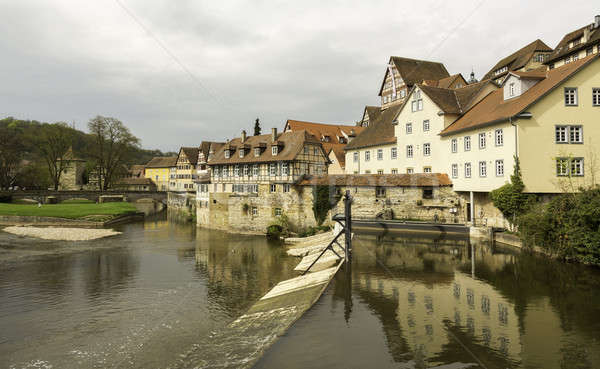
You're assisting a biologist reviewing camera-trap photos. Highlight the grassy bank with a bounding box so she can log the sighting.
[0,202,137,219]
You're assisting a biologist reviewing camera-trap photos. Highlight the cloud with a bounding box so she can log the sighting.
[0,0,597,152]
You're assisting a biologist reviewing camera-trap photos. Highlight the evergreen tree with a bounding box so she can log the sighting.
[253,118,261,136]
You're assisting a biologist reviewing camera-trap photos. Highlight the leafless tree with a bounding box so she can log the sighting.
[38,123,73,190]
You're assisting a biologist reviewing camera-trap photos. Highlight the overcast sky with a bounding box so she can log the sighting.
[0,1,597,152]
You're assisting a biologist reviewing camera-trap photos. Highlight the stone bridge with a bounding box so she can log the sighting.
[1,190,168,205]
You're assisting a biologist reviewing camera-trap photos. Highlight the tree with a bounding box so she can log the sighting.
[253,118,261,136]
[87,116,140,191]
[37,123,73,190]
[0,125,23,189]
[490,156,535,229]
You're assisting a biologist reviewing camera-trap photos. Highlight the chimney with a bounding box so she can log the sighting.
[596,15,600,29]
[271,127,277,142]
[241,130,246,143]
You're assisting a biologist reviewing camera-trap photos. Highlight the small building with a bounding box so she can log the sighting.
[113,177,157,192]
[545,15,600,69]
[174,147,200,192]
[145,156,177,191]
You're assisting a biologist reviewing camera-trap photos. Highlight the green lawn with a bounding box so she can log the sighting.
[0,202,138,219]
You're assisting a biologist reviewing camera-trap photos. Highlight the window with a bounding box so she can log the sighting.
[365,151,370,161]
[564,88,578,106]
[252,206,258,216]
[464,136,471,151]
[406,122,413,134]
[254,148,261,157]
[391,147,397,159]
[407,168,414,174]
[495,129,503,146]
[451,139,457,153]
[353,152,359,163]
[556,158,569,176]
[570,126,583,143]
[452,164,458,178]
[423,167,432,173]
[479,133,486,149]
[253,165,259,176]
[593,88,600,106]
[234,165,240,177]
[479,161,487,177]
[377,149,383,160]
[496,160,504,176]
[423,119,430,131]
[573,54,579,62]
[239,149,244,158]
[314,147,319,155]
[391,169,398,174]
[272,146,278,155]
[376,186,386,197]
[283,184,290,193]
[270,184,277,193]
[243,165,249,176]
[423,143,431,156]
[377,169,383,174]
[565,56,571,64]
[422,187,433,199]
[223,166,229,178]
[509,83,515,97]
[587,47,594,56]
[556,125,568,143]
[274,208,282,216]
[270,163,277,176]
[304,146,309,154]
[281,162,289,176]
[465,163,472,178]
[224,150,230,159]
[571,158,584,176]
[406,145,413,158]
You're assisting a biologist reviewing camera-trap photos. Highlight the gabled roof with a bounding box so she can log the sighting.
[298,173,452,187]
[199,141,225,160]
[129,165,145,177]
[208,130,324,165]
[345,104,404,150]
[423,74,467,89]
[115,177,156,186]
[145,156,177,168]
[416,79,498,115]
[180,147,200,165]
[363,106,382,124]
[482,39,553,81]
[378,57,450,96]
[509,68,547,80]
[546,23,600,64]
[441,54,599,136]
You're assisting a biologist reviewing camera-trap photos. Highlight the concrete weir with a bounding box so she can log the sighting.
[171,231,345,369]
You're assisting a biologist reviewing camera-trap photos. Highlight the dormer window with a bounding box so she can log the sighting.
[509,83,515,97]
[224,150,230,159]
[239,149,244,158]
[254,147,260,157]
[272,146,278,156]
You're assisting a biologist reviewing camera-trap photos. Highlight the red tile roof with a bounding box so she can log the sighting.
[298,173,452,187]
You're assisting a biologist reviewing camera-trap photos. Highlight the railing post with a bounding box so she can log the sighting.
[344,190,352,261]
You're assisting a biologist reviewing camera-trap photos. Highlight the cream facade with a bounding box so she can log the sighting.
[552,44,599,69]
[518,58,600,193]
[344,143,397,174]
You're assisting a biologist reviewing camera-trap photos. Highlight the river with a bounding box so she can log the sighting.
[1,216,600,368]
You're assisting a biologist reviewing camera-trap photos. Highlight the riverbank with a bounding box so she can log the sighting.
[0,202,137,219]
[2,226,121,241]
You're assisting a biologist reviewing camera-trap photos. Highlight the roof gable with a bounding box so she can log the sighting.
[483,39,553,81]
[345,104,404,150]
[378,56,450,96]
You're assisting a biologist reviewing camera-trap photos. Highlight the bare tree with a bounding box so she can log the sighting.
[0,125,22,189]
[87,116,140,191]
[38,123,73,190]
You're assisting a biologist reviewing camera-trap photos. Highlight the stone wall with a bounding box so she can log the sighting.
[168,191,196,220]
[2,190,167,204]
[456,191,508,228]
[197,184,318,234]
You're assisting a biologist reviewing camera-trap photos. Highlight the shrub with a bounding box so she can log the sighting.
[312,185,339,225]
[0,194,13,203]
[490,156,536,228]
[518,186,600,265]
[266,224,283,239]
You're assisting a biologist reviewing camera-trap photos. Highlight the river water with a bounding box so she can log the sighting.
[1,217,600,369]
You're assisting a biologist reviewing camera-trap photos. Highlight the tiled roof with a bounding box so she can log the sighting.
[208,130,323,165]
[180,147,200,165]
[129,165,145,177]
[482,39,553,81]
[378,57,450,96]
[423,74,466,89]
[364,106,382,123]
[418,79,497,115]
[510,68,547,79]
[441,54,599,136]
[345,103,404,150]
[145,156,177,168]
[546,24,600,64]
[297,173,452,187]
[284,120,365,169]
[115,177,156,186]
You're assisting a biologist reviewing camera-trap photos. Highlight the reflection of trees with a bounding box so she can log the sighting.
[82,250,140,298]
[193,230,297,318]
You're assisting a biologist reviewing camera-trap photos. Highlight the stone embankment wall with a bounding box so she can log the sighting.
[197,184,317,234]
[198,184,467,234]
[168,191,197,221]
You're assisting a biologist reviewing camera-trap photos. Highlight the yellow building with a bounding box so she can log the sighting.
[144,156,177,192]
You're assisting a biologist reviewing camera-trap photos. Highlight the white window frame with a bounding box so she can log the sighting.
[451,138,457,153]
[423,167,432,173]
[564,87,578,106]
[464,136,471,151]
[391,147,397,159]
[556,158,569,176]
[254,147,261,157]
[406,145,413,158]
[423,119,430,132]
[377,149,383,160]
[391,169,398,174]
[406,122,413,134]
[281,162,289,176]
[593,88,600,106]
[495,129,503,146]
[407,168,414,174]
[465,163,471,178]
[452,164,458,178]
[570,125,583,143]
[272,146,278,156]
[365,151,370,161]
[243,165,249,176]
[423,143,431,156]
[571,158,584,176]
[555,125,568,143]
[252,206,258,215]
[252,165,259,177]
[269,163,277,176]
[353,152,359,163]
[224,150,230,159]
[479,161,487,177]
[479,133,486,149]
[239,149,244,158]
[283,183,290,193]
[495,160,504,177]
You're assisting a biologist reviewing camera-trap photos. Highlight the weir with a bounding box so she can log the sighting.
[171,192,353,369]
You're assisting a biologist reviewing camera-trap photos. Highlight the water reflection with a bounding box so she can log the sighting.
[257,233,600,369]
